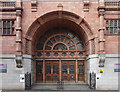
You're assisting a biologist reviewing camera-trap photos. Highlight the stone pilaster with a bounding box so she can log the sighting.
[98,0,106,67]
[98,0,105,54]
[15,0,23,68]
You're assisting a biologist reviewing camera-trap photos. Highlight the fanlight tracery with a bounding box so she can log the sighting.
[36,28,85,58]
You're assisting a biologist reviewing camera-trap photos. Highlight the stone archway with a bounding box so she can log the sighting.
[24,10,94,83]
[25,11,94,55]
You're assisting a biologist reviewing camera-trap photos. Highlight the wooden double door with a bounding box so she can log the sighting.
[36,60,85,83]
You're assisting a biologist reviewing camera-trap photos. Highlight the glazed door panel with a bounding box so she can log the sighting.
[62,61,75,82]
[45,61,59,82]
[36,61,43,82]
[78,61,84,82]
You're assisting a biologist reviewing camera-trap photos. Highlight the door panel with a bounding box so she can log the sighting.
[62,61,75,82]
[36,61,43,82]
[78,61,84,82]
[45,61,59,82]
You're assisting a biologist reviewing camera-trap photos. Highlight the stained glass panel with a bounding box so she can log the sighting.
[55,35,60,42]
[37,52,42,57]
[61,35,65,42]
[62,76,67,81]
[53,76,59,81]
[53,63,58,74]
[69,63,74,74]
[50,37,56,44]
[68,32,74,38]
[73,36,81,43]
[46,63,51,74]
[47,41,53,46]
[77,43,84,50]
[46,76,51,81]
[54,52,58,57]
[70,52,75,57]
[45,46,51,50]
[46,52,50,57]
[69,46,76,50]
[78,62,84,74]
[79,52,83,56]
[68,41,74,46]
[36,62,42,74]
[62,52,67,56]
[53,43,67,50]
[62,63,67,74]
[64,37,70,43]
[70,76,74,81]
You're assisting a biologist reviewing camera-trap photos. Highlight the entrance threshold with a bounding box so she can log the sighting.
[31,83,90,91]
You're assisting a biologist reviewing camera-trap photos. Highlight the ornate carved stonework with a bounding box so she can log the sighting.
[31,0,37,12]
[98,53,105,67]
[16,54,23,68]
[83,0,90,12]
[98,6,105,16]
[57,3,63,11]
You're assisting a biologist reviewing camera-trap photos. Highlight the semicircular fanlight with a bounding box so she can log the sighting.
[53,43,67,50]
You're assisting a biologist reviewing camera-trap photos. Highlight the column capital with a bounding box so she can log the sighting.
[16,10,22,16]
[98,8,105,16]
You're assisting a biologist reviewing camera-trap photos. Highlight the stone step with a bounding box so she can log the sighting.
[31,83,91,91]
[2,90,119,92]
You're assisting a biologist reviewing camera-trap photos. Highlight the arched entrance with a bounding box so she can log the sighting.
[35,27,86,83]
[25,11,94,84]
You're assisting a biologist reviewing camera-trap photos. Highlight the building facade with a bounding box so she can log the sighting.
[0,0,119,90]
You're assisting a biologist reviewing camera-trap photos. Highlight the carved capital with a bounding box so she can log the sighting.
[98,7,105,16]
[98,53,105,67]
[16,10,22,16]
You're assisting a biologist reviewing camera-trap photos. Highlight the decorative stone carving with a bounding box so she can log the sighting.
[16,54,23,68]
[31,0,37,12]
[83,0,90,12]
[57,3,63,11]
[98,8,105,16]
[98,53,105,67]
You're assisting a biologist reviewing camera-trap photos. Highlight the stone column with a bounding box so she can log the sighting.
[16,10,22,54]
[98,0,105,53]
[59,59,62,81]
[75,59,78,83]
[15,0,23,68]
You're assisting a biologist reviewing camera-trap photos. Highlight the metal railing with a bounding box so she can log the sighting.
[89,72,96,89]
[25,72,31,90]
[57,80,64,90]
